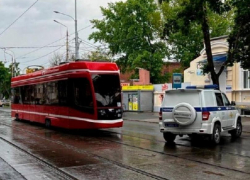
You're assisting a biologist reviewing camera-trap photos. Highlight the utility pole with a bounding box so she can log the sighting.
[54,0,79,60]
[75,0,79,60]
[12,57,14,77]
[54,20,69,62]
[66,30,69,61]
[4,50,15,77]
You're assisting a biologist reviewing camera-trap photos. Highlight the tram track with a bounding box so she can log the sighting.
[101,129,250,159]
[1,122,250,177]
[0,137,78,180]
[0,122,169,180]
[2,118,250,163]
[96,130,250,175]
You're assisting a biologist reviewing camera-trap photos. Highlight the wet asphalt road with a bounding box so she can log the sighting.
[1,108,250,180]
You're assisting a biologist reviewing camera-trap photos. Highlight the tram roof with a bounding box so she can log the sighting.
[11,61,120,86]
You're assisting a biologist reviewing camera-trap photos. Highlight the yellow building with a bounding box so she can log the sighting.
[184,36,250,115]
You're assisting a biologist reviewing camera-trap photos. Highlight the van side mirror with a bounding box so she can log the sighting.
[231,101,236,106]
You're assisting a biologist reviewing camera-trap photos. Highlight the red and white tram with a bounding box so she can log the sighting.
[11,61,123,129]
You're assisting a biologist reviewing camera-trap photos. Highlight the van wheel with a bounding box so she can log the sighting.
[211,124,221,145]
[230,120,242,138]
[45,119,51,128]
[163,133,176,143]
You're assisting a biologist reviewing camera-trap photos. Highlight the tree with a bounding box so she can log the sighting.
[228,0,250,69]
[159,0,232,88]
[81,47,112,62]
[9,62,21,77]
[49,53,64,67]
[0,62,11,99]
[89,0,168,83]
[161,2,234,67]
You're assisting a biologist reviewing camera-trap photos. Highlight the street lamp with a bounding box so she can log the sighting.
[54,20,69,61]
[54,0,79,60]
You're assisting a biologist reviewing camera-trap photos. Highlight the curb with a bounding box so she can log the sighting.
[240,115,250,118]
[123,119,158,124]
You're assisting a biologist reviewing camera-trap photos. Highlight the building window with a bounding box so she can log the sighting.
[243,70,250,89]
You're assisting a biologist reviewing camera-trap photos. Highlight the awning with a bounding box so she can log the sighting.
[198,54,227,64]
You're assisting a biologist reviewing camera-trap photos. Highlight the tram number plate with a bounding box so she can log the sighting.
[165,123,179,127]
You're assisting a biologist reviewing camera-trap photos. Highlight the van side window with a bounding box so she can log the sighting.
[222,93,230,106]
[203,91,215,107]
[215,93,224,106]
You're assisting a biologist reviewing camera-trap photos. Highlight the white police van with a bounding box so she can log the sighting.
[159,85,242,144]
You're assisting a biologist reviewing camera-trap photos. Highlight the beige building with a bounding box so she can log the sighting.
[184,36,250,115]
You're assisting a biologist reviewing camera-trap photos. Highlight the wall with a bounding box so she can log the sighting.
[140,91,153,111]
[133,69,150,85]
[119,62,182,84]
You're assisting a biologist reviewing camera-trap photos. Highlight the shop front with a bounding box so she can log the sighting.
[122,85,154,112]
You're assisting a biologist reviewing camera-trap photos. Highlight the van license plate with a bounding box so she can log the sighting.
[165,123,179,127]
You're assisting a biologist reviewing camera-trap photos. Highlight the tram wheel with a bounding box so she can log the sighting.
[15,114,20,121]
[45,119,51,128]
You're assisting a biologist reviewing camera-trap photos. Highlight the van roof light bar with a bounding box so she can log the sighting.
[186,85,219,89]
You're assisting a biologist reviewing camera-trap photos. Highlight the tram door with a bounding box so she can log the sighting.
[128,94,138,111]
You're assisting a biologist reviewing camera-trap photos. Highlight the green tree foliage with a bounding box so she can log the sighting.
[0,62,11,99]
[159,0,234,68]
[228,0,250,69]
[9,62,21,77]
[89,0,168,83]
[159,0,232,85]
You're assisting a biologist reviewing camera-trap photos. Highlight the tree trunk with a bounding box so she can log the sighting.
[201,4,220,89]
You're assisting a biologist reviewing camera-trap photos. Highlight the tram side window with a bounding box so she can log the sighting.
[58,80,68,106]
[16,81,67,106]
[71,78,94,114]
[43,80,67,106]
[21,85,35,104]
[34,84,44,105]
[12,87,22,104]
[47,81,59,105]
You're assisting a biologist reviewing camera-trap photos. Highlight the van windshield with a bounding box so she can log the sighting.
[163,91,201,107]
[92,74,121,107]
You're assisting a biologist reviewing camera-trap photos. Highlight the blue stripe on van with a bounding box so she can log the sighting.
[161,107,236,112]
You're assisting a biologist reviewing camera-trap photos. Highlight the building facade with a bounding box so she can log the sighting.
[184,36,250,114]
[120,62,182,84]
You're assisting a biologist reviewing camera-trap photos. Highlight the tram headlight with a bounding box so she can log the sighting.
[99,110,106,116]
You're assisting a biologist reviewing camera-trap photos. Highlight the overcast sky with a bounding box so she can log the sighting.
[0,0,123,72]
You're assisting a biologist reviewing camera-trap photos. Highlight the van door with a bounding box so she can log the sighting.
[215,92,227,128]
[222,93,234,127]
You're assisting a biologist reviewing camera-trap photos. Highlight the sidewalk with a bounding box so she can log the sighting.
[123,111,159,123]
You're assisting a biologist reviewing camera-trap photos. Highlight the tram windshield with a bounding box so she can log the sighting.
[92,74,121,107]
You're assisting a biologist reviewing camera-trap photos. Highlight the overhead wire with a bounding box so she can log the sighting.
[79,38,99,49]
[0,0,39,37]
[40,49,72,67]
[0,45,64,49]
[21,38,76,64]
[19,35,140,65]
[16,25,91,59]
[17,45,65,63]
